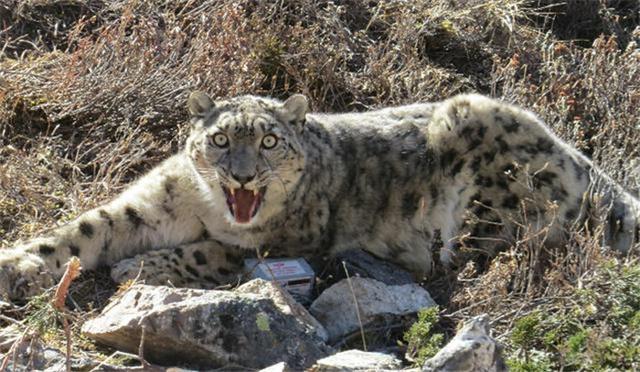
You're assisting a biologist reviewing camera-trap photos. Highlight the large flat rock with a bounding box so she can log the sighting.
[81,281,331,370]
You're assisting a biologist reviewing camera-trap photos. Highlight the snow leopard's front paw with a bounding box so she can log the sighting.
[0,247,56,302]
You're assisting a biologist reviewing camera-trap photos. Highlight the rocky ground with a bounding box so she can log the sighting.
[1,0,639,370]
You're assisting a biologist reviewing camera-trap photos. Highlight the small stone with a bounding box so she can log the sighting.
[310,277,436,341]
[0,335,97,372]
[422,314,506,372]
[313,349,402,371]
[259,361,290,372]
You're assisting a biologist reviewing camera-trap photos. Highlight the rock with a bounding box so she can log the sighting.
[0,333,97,372]
[259,361,290,372]
[82,282,332,370]
[422,314,506,372]
[237,279,328,342]
[312,349,402,371]
[310,277,436,341]
[333,249,416,285]
[41,348,91,372]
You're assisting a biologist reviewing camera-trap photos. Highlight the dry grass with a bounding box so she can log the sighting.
[1,0,639,368]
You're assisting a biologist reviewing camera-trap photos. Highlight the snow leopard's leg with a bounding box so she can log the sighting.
[0,155,206,300]
[110,240,248,289]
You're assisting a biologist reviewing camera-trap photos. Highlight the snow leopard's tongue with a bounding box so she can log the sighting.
[233,188,259,223]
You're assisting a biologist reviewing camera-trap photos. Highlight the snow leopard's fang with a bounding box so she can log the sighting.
[222,185,265,223]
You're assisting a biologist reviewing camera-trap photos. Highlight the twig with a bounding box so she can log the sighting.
[445,295,500,317]
[133,260,145,284]
[52,257,82,372]
[26,334,38,370]
[0,314,24,327]
[342,261,367,351]
[62,317,71,372]
[90,325,166,372]
[89,351,140,372]
[138,325,151,370]
[0,328,30,372]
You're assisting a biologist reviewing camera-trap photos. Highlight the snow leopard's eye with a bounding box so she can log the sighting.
[261,134,278,149]
[211,133,229,148]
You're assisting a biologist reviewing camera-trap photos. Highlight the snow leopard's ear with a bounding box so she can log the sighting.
[278,94,308,129]
[187,91,215,118]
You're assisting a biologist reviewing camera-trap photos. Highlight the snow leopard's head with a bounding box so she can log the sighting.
[185,91,308,227]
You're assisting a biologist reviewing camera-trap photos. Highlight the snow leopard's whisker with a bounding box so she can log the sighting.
[196,168,220,182]
[261,155,289,197]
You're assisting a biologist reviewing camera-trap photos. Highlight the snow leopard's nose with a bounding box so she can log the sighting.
[231,172,256,186]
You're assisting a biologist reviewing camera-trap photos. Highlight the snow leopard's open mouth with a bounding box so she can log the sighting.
[221,185,266,223]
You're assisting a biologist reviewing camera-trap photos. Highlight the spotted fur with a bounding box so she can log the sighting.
[1,93,639,300]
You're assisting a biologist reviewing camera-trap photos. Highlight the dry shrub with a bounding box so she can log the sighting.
[450,229,640,369]
[0,0,559,138]
[0,0,555,246]
[449,204,605,322]
[495,34,640,192]
[0,0,107,57]
[531,0,640,48]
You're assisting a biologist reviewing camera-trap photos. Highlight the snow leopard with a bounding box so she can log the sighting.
[1,92,639,300]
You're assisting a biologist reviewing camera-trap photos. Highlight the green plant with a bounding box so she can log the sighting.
[403,306,445,366]
[511,311,543,351]
[504,259,640,371]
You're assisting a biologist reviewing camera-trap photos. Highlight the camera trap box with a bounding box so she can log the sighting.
[244,258,315,301]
